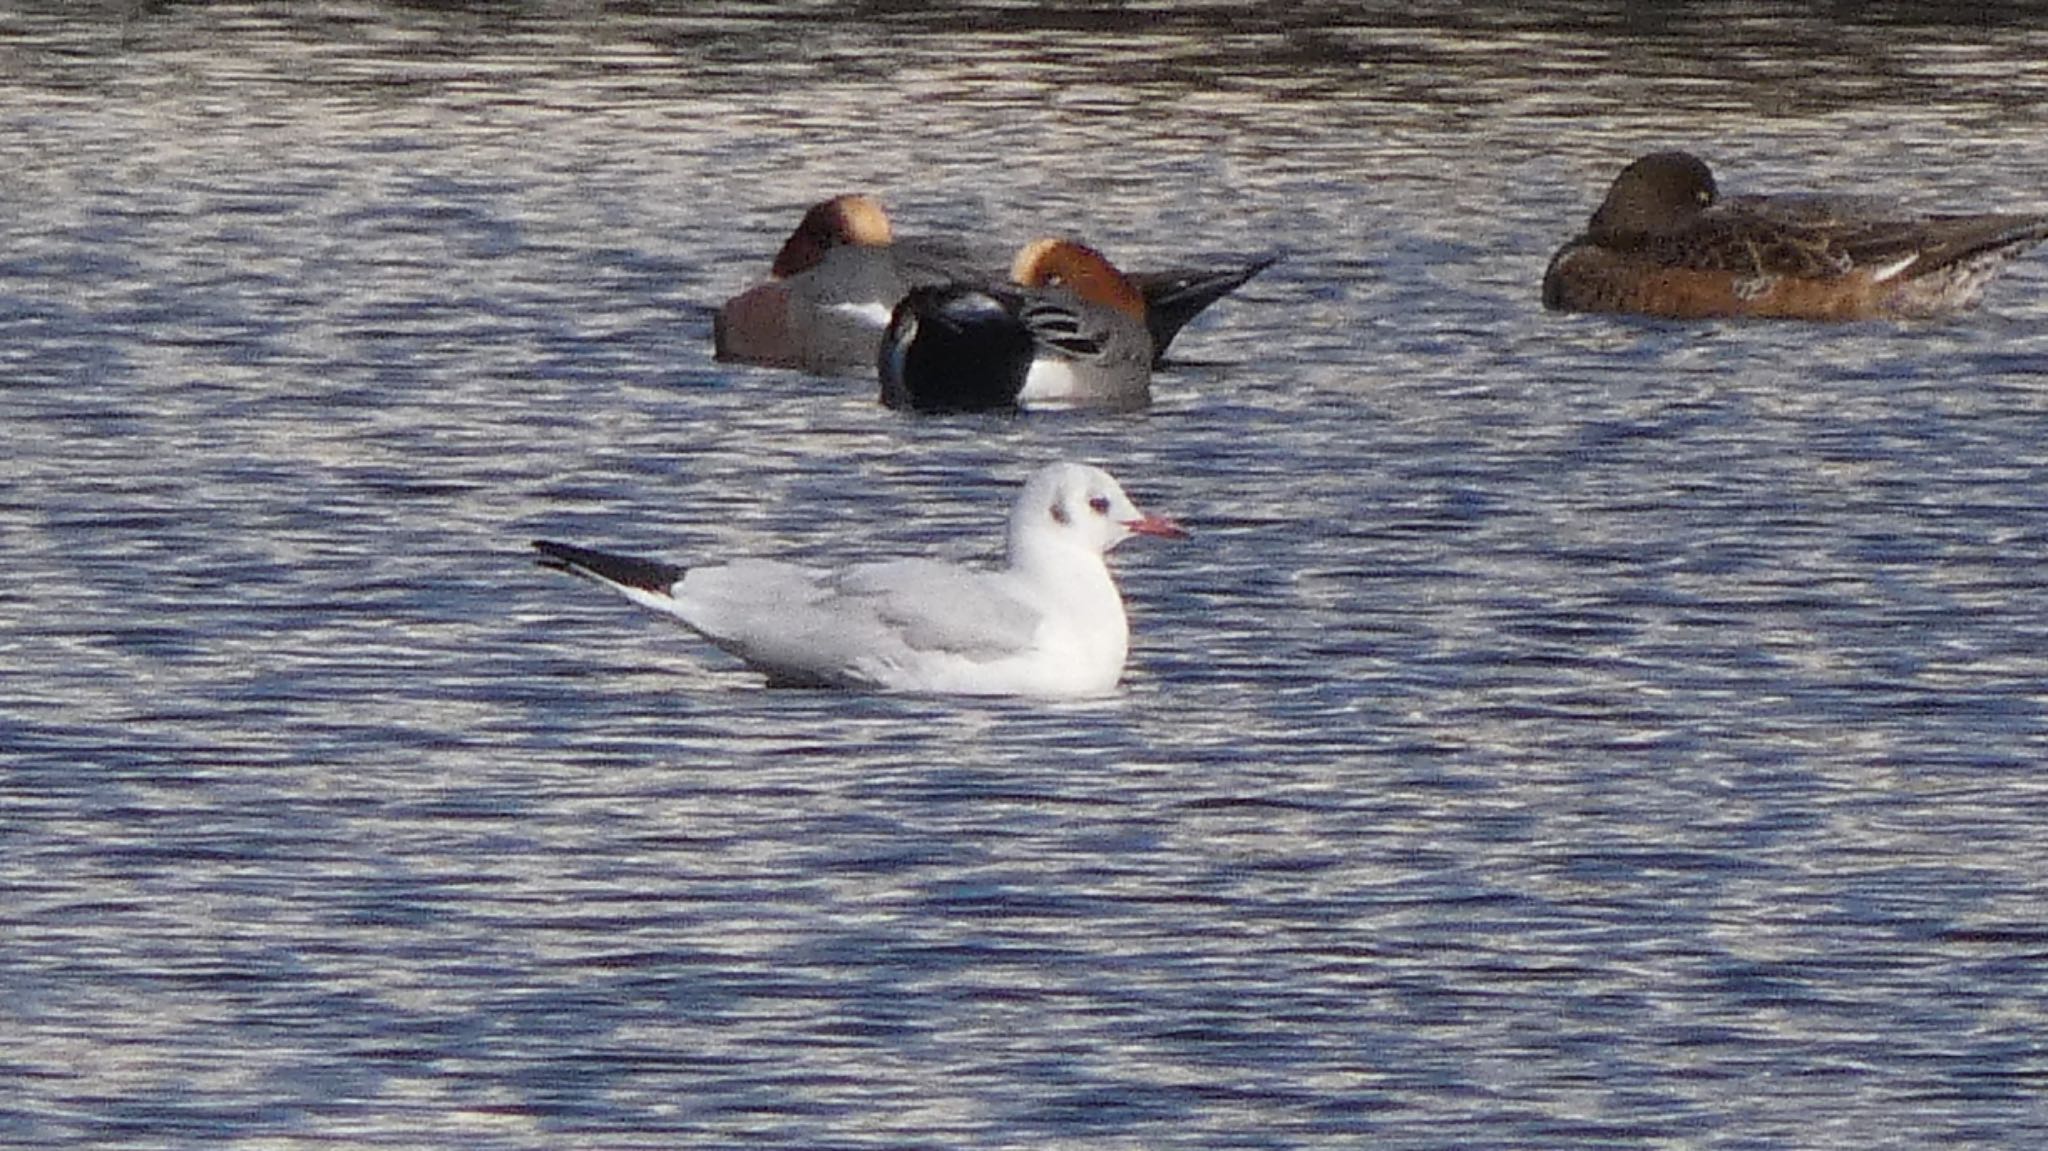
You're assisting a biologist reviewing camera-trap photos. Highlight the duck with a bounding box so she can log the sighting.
[713,194,942,374]
[713,193,1273,374]
[878,238,1155,413]
[1543,150,2048,321]
[532,462,1185,698]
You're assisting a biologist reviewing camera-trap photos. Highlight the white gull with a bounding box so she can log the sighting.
[532,462,1185,697]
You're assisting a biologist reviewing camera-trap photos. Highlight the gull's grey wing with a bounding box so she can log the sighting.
[673,557,1043,686]
[831,558,1045,660]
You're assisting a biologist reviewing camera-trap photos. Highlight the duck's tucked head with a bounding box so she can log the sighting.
[1010,238,1147,320]
[877,285,1038,413]
[771,193,896,277]
[1588,151,1719,242]
[1010,462,1186,565]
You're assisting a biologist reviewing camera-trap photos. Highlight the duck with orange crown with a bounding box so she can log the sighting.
[715,193,1273,377]
[878,237,1156,413]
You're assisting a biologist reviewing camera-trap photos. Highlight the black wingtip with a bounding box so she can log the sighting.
[532,539,683,594]
[532,539,575,574]
[1242,251,1284,276]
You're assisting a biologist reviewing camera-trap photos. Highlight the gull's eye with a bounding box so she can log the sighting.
[1088,495,1111,516]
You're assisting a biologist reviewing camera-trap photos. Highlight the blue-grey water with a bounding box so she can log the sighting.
[5,3,2048,1147]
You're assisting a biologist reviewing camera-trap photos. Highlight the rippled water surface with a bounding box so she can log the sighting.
[6,3,2048,1147]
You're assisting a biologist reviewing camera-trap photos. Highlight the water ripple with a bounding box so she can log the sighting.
[5,3,2048,1148]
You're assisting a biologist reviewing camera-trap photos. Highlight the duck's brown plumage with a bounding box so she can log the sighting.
[1544,151,2048,320]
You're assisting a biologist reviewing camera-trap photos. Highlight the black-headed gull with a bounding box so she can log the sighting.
[532,462,1186,697]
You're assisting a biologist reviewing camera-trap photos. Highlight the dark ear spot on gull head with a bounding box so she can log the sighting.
[1050,501,1070,525]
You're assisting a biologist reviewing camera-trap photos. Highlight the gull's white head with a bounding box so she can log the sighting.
[1008,462,1186,564]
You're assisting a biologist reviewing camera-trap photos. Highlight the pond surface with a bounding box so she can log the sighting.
[5,3,2048,1147]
